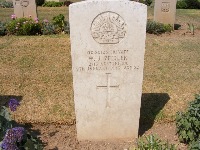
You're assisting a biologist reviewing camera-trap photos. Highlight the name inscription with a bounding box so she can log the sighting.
[75,49,140,72]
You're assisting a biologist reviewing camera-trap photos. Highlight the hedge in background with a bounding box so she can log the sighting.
[0,1,13,8]
[177,0,200,9]
[42,1,64,7]
[35,0,45,6]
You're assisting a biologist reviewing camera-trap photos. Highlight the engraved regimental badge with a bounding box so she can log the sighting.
[161,2,170,12]
[91,11,126,44]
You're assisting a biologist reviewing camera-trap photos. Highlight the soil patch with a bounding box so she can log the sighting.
[29,122,188,150]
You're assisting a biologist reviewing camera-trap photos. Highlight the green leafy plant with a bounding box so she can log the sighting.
[42,1,63,7]
[137,135,177,150]
[0,99,43,150]
[52,14,69,34]
[6,17,42,35]
[189,139,200,150]
[0,21,6,36]
[146,20,173,35]
[176,94,200,145]
[187,23,195,35]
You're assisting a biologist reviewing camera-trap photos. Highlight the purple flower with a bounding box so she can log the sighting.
[8,99,20,112]
[12,127,24,142]
[1,127,24,150]
[1,142,18,150]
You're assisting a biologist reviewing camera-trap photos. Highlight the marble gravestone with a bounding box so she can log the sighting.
[70,0,147,140]
[13,0,37,19]
[154,0,177,28]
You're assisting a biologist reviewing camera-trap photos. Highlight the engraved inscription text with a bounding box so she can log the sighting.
[161,2,170,12]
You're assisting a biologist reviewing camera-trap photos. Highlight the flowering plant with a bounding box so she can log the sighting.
[6,16,42,35]
[0,99,43,150]
[11,14,16,20]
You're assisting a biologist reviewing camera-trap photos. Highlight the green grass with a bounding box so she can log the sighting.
[0,7,200,124]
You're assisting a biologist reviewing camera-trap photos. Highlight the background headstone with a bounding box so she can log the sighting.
[70,0,147,140]
[154,0,177,28]
[13,0,37,19]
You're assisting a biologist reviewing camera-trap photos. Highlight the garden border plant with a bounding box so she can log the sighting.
[0,99,43,150]
[146,20,173,35]
[6,16,42,36]
[0,21,6,36]
[176,94,200,149]
[0,14,70,36]
[136,134,177,150]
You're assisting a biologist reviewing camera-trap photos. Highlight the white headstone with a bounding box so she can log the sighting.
[154,0,177,27]
[70,0,147,140]
[13,0,37,19]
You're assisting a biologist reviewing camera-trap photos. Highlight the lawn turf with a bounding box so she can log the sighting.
[0,7,200,124]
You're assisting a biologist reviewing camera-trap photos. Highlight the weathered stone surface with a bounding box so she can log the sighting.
[13,0,37,19]
[70,0,147,140]
[154,0,177,27]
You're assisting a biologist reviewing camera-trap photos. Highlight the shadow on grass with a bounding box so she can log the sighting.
[0,95,46,148]
[139,93,170,136]
[20,123,47,148]
[174,24,181,30]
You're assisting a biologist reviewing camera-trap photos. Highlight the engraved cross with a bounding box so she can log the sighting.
[97,73,119,108]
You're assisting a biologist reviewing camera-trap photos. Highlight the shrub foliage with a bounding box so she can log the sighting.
[176,94,200,145]
[52,14,70,34]
[0,99,43,150]
[146,20,172,35]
